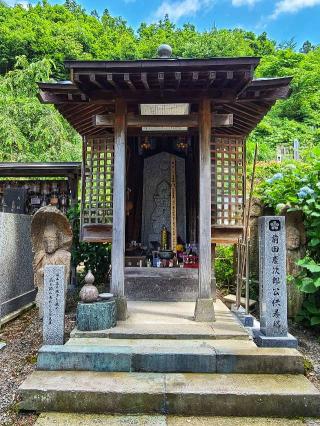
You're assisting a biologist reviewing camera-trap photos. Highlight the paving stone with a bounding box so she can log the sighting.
[35,413,166,425]
[35,413,311,426]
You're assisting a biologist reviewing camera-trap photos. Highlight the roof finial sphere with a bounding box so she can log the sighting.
[158,44,172,58]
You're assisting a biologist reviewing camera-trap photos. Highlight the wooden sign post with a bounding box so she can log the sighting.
[171,156,177,251]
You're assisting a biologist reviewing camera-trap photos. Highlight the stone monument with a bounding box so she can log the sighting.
[31,205,72,318]
[141,152,186,247]
[254,216,297,348]
[43,265,65,345]
[0,212,35,320]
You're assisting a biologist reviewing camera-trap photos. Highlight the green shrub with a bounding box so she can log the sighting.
[256,155,320,327]
[67,204,111,285]
[215,245,235,295]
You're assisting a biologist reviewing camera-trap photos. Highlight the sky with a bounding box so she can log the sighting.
[8,0,320,48]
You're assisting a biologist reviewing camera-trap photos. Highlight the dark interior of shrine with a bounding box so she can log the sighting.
[125,133,199,253]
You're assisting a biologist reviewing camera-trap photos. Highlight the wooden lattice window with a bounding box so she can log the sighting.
[211,136,245,228]
[80,136,114,242]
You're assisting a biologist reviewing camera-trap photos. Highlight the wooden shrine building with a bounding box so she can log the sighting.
[38,45,292,320]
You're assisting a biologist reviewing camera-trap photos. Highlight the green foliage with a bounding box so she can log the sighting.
[256,156,320,327]
[0,55,81,162]
[215,245,235,294]
[67,205,111,285]
[248,47,320,161]
[0,2,318,164]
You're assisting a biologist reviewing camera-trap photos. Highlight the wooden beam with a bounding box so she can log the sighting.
[106,73,119,91]
[175,72,181,89]
[124,73,136,91]
[206,71,216,88]
[94,113,233,128]
[198,97,212,300]
[158,72,164,90]
[38,91,88,104]
[111,98,127,303]
[192,71,199,81]
[141,73,150,91]
[89,73,104,89]
[74,73,81,84]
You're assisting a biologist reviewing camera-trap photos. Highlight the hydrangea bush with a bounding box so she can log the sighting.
[256,155,320,326]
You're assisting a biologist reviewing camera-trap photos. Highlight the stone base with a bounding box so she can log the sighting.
[125,267,216,302]
[116,296,128,321]
[194,298,215,322]
[77,301,117,331]
[231,305,254,327]
[253,329,298,349]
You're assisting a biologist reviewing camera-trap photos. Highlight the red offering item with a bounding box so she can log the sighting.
[183,254,199,269]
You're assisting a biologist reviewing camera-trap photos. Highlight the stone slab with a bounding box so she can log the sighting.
[125,267,212,302]
[44,338,303,374]
[19,371,320,417]
[37,345,132,372]
[71,300,249,341]
[167,417,309,426]
[37,342,216,373]
[165,373,320,417]
[0,213,35,319]
[35,413,310,426]
[0,302,35,326]
[253,329,298,349]
[36,413,166,426]
[19,371,166,414]
[76,300,117,331]
[223,294,257,309]
[231,306,254,327]
[43,265,65,346]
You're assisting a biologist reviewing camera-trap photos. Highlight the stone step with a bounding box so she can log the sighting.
[36,338,304,374]
[35,412,313,426]
[19,371,320,417]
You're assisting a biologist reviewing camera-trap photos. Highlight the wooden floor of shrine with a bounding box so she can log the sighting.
[71,300,249,340]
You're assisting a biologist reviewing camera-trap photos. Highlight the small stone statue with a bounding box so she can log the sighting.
[31,205,72,318]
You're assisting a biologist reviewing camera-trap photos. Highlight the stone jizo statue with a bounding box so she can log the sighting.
[31,205,72,318]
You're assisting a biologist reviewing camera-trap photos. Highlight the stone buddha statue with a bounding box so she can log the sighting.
[31,205,72,318]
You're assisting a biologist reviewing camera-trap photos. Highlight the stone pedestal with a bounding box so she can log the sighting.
[76,300,117,331]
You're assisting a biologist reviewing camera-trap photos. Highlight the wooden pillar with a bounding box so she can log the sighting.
[111,98,128,320]
[211,242,217,301]
[194,97,215,322]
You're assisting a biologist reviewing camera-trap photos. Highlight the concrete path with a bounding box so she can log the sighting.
[71,300,249,340]
[35,413,320,425]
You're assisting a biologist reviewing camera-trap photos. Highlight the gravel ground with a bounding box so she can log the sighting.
[0,307,319,425]
[0,307,75,426]
[290,322,320,391]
